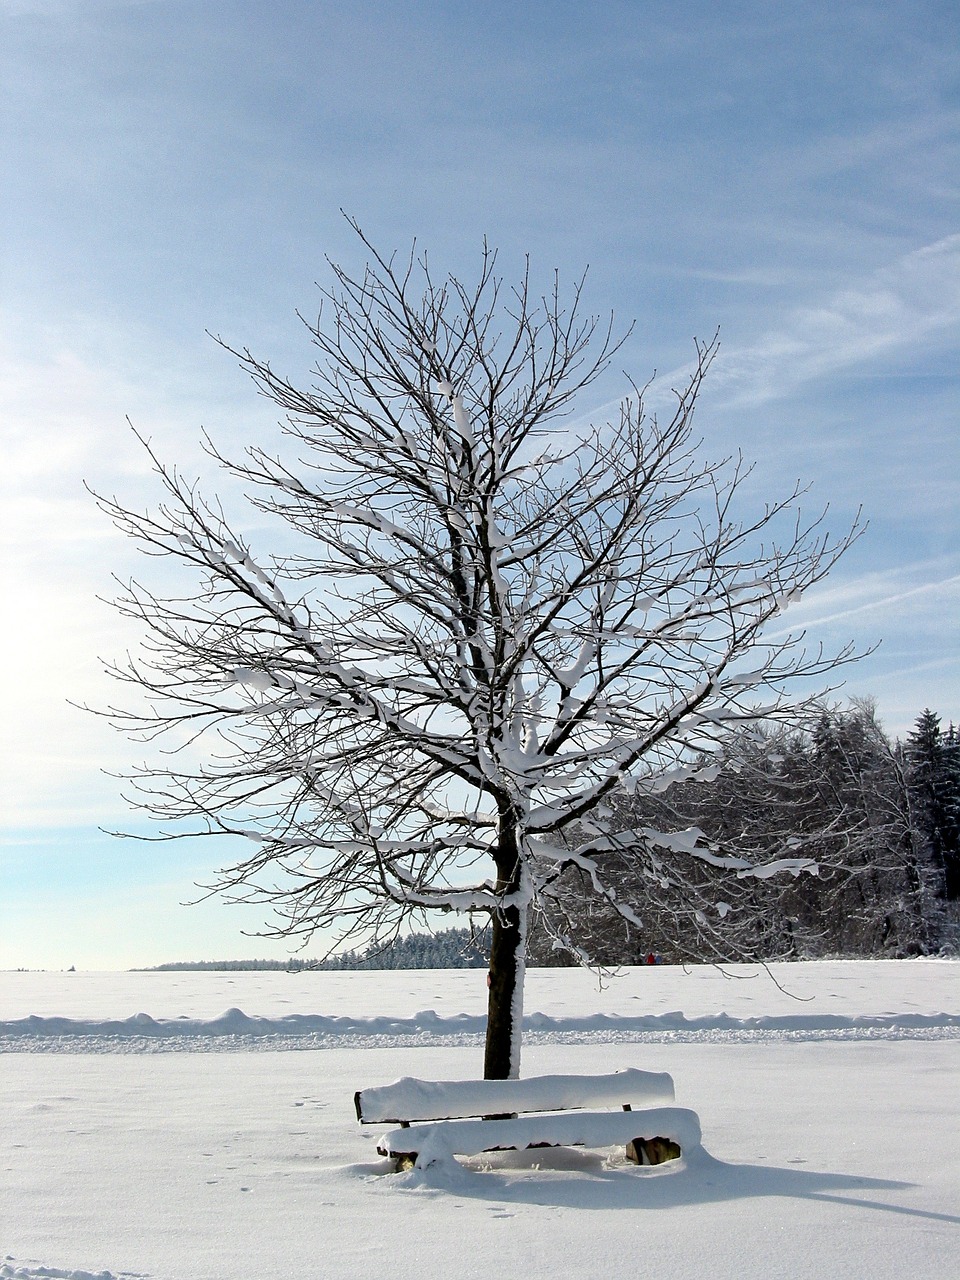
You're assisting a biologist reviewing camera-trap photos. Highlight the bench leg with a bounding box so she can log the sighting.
[625,1136,682,1166]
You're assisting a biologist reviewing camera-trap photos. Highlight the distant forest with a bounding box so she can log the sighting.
[138,927,489,972]
[528,703,960,965]
[140,705,959,971]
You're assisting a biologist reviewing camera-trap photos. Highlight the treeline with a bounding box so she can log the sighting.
[529,703,960,966]
[139,958,312,972]
[141,705,958,972]
[138,927,489,972]
[319,927,489,970]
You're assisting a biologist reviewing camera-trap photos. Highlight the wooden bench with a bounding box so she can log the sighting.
[354,1069,701,1172]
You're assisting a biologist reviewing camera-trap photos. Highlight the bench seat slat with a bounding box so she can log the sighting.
[377,1105,701,1166]
[356,1068,674,1124]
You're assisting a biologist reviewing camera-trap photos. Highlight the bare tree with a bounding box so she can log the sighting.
[93,227,862,1078]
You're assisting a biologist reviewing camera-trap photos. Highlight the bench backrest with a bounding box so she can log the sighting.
[355,1068,675,1124]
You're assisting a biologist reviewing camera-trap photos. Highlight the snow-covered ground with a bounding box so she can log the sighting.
[3,961,959,1279]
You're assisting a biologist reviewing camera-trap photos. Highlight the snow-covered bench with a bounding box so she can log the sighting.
[354,1069,701,1172]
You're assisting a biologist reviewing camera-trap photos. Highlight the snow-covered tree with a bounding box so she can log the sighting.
[94,228,862,1077]
[802,702,930,954]
[530,701,929,965]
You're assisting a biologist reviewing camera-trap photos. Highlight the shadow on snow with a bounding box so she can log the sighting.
[348,1146,959,1224]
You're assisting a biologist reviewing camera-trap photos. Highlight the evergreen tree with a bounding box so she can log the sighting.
[940,724,960,900]
[906,709,960,902]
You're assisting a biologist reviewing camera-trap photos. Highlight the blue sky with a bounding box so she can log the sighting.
[2,0,958,969]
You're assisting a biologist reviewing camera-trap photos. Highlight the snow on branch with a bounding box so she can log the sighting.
[92,226,865,1076]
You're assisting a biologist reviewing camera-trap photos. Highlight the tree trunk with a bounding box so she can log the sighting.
[483,897,527,1079]
[483,821,528,1079]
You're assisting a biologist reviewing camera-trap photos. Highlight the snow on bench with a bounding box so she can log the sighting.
[354,1067,675,1124]
[355,1069,701,1172]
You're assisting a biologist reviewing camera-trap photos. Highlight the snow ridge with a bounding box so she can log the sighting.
[1,1263,138,1280]
[3,1006,959,1053]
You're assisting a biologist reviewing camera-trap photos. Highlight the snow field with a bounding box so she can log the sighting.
[2,962,959,1280]
[5,958,958,1023]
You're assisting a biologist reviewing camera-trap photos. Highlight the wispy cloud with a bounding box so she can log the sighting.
[763,558,960,732]
[767,566,960,639]
[783,111,960,184]
[566,233,960,437]
[705,234,960,407]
